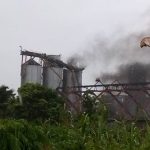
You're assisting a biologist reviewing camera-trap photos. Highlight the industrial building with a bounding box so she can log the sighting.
[20,50,83,89]
[20,49,150,119]
[20,50,84,113]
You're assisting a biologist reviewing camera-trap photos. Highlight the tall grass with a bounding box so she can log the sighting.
[1,118,150,150]
[1,104,150,150]
[0,119,50,150]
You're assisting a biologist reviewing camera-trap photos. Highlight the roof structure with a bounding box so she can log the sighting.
[23,58,40,66]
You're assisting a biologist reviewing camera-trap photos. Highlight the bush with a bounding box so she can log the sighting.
[0,119,50,150]
[45,125,85,150]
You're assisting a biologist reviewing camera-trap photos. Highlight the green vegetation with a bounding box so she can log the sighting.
[16,83,64,123]
[0,83,150,149]
[0,120,49,150]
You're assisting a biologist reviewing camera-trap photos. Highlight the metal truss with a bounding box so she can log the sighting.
[57,81,150,120]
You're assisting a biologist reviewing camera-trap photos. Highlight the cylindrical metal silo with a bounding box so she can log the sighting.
[21,59,42,85]
[46,55,61,60]
[63,68,83,113]
[43,67,63,89]
[43,55,63,89]
[63,69,82,90]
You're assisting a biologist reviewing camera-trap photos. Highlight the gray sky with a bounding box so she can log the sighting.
[0,0,150,90]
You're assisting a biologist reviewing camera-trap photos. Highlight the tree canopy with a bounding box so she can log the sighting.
[15,83,64,122]
[0,85,14,103]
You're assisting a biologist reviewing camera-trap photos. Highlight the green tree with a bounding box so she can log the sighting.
[0,85,15,103]
[15,83,64,123]
[0,85,15,118]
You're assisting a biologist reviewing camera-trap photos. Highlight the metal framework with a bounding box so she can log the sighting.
[20,49,76,70]
[57,80,150,120]
[20,48,83,81]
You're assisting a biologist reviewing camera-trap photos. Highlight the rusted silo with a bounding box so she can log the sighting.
[63,68,84,113]
[21,59,42,85]
[43,55,63,89]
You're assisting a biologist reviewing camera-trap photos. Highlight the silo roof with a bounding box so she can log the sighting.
[23,59,41,66]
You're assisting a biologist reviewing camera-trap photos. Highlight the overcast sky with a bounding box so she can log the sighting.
[0,0,150,91]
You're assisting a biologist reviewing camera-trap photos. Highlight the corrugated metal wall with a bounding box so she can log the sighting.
[21,64,42,85]
[43,67,63,89]
[63,69,83,113]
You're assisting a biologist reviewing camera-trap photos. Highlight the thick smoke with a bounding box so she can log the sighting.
[67,54,85,68]
[67,22,150,84]
[101,62,150,83]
